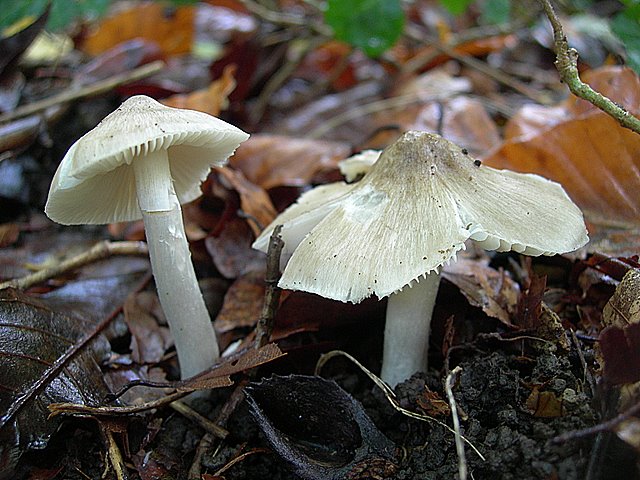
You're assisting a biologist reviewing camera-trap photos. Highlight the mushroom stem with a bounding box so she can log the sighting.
[380,272,440,387]
[133,150,219,379]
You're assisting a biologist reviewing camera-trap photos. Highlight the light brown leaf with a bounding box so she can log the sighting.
[483,66,640,228]
[229,134,351,190]
[215,270,265,333]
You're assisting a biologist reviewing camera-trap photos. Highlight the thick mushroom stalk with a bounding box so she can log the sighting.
[381,273,440,387]
[133,150,218,379]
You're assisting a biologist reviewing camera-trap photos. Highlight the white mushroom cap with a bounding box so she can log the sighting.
[45,95,250,225]
[253,131,588,303]
[338,149,381,182]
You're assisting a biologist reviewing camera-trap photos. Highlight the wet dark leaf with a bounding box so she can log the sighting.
[205,216,265,279]
[599,268,640,386]
[246,375,396,480]
[0,269,146,476]
[600,322,640,386]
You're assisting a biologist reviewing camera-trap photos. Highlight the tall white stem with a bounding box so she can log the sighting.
[133,150,219,379]
[380,272,440,387]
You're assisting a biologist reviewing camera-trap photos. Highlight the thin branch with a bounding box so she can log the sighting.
[539,0,640,135]
[255,225,284,349]
[170,400,229,439]
[445,366,467,480]
[0,240,149,290]
[0,61,164,124]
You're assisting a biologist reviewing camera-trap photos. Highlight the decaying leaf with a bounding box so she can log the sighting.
[0,270,146,476]
[371,95,501,156]
[600,322,640,386]
[602,269,640,328]
[599,269,640,386]
[214,167,277,237]
[442,256,519,327]
[484,66,640,228]
[229,134,351,191]
[215,270,265,333]
[525,386,564,418]
[183,343,284,391]
[123,291,172,365]
[416,386,450,417]
[205,217,266,279]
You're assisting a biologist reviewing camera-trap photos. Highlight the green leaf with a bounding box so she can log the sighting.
[1,0,110,33]
[324,0,405,57]
[479,0,511,25]
[612,4,640,74]
[439,0,474,16]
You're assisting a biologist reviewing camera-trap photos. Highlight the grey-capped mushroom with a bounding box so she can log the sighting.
[46,95,249,380]
[253,131,588,387]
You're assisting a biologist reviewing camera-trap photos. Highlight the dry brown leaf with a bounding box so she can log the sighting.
[123,291,172,365]
[483,66,640,228]
[442,257,519,327]
[371,95,500,155]
[616,418,640,453]
[161,65,237,116]
[214,167,277,236]
[229,134,351,191]
[205,217,265,279]
[81,3,195,57]
[525,386,564,418]
[215,270,265,333]
[602,269,640,328]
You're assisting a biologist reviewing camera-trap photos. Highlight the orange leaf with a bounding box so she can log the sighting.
[483,66,640,228]
[81,3,195,57]
[161,65,237,116]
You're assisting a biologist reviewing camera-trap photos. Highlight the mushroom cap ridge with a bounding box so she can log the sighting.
[46,95,249,225]
[253,131,588,303]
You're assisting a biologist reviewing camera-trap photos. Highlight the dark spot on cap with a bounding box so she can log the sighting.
[462,148,468,155]
[474,159,481,167]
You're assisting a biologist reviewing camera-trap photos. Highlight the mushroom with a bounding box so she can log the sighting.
[253,131,588,387]
[45,95,249,379]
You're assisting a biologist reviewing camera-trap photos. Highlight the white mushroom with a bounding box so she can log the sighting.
[46,95,249,379]
[253,131,588,387]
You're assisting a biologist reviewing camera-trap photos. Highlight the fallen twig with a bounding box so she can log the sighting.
[0,240,149,290]
[0,61,164,124]
[170,400,229,439]
[254,225,284,349]
[445,366,467,480]
[539,0,640,135]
